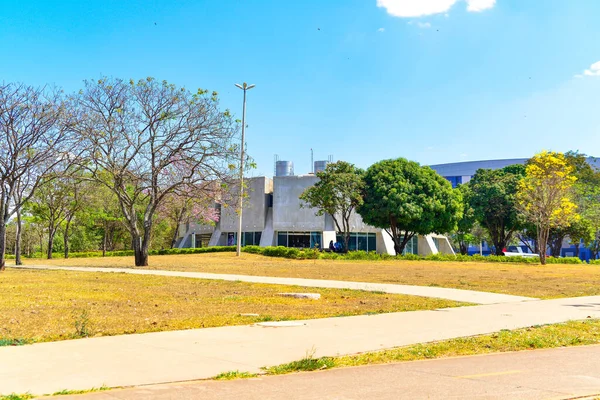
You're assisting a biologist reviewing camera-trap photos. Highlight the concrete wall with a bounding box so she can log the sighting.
[273,175,325,231]
[220,177,272,232]
[334,211,381,233]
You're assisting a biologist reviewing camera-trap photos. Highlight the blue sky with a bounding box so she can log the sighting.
[1,0,599,176]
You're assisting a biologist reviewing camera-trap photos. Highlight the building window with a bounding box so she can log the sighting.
[223,232,262,247]
[243,232,262,246]
[193,233,212,248]
[402,235,419,255]
[335,233,377,252]
[444,176,462,188]
[276,231,322,249]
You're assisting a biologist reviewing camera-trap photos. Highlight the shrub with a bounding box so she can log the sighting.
[545,256,583,264]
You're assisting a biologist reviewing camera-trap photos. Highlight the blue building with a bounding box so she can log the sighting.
[429,157,600,260]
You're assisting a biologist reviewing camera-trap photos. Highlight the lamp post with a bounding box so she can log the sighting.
[234,82,255,257]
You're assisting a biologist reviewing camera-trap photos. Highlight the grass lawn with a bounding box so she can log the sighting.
[0,269,464,344]
[22,252,600,299]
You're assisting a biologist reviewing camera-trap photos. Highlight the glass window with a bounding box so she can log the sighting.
[357,234,368,251]
[277,232,287,246]
[368,234,376,252]
[310,232,322,249]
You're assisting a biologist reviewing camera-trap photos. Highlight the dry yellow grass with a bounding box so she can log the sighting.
[23,252,600,299]
[0,269,463,343]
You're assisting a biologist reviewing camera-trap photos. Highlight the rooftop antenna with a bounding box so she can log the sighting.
[274,154,279,177]
[328,154,333,163]
[311,148,314,173]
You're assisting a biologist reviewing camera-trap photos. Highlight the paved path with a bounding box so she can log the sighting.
[2,295,600,396]
[11,265,535,304]
[54,345,600,400]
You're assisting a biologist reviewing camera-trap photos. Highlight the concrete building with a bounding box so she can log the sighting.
[176,173,454,256]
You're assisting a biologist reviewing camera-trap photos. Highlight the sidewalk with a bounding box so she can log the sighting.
[2,295,600,395]
[55,345,600,400]
[11,265,535,304]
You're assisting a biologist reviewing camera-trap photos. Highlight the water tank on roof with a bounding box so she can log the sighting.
[275,161,294,177]
[314,160,328,173]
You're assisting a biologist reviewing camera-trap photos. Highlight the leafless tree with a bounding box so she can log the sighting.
[0,83,73,270]
[73,77,239,266]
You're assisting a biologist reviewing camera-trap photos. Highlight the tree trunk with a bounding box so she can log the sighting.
[15,208,22,265]
[459,241,468,255]
[488,228,506,256]
[574,243,580,258]
[549,234,564,257]
[102,224,107,257]
[47,229,56,259]
[392,233,413,256]
[63,219,72,259]
[538,226,549,265]
[132,230,149,267]
[0,221,7,271]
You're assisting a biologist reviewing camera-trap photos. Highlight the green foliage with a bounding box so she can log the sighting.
[24,246,237,259]
[262,352,335,375]
[51,386,110,396]
[0,338,31,347]
[469,165,525,255]
[0,394,33,400]
[453,184,476,255]
[73,309,92,338]
[517,151,578,265]
[213,370,259,380]
[358,158,462,255]
[299,161,364,252]
[240,246,584,264]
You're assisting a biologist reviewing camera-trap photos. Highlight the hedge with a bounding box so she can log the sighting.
[241,246,585,264]
[13,244,590,265]
[22,246,237,259]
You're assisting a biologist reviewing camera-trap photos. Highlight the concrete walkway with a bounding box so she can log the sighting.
[2,295,600,396]
[11,265,535,304]
[56,345,600,400]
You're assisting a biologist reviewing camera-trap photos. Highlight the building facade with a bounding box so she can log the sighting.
[176,174,454,256]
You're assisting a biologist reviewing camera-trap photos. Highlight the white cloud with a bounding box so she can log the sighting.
[466,0,496,12]
[417,22,432,28]
[377,0,495,17]
[377,27,385,32]
[377,0,456,17]
[577,61,600,78]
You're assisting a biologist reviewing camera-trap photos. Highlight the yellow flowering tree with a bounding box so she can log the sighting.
[517,151,579,264]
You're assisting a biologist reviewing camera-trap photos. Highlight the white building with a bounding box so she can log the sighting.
[176,170,455,256]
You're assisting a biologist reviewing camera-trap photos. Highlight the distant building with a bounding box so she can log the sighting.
[176,174,454,256]
[430,157,600,261]
[430,157,600,188]
[429,159,528,187]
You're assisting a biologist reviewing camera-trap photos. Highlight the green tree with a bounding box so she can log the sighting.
[73,77,239,266]
[469,164,525,256]
[517,151,579,265]
[299,161,364,252]
[452,183,476,255]
[27,175,73,259]
[357,158,462,255]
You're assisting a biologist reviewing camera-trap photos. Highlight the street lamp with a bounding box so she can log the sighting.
[234,82,255,257]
